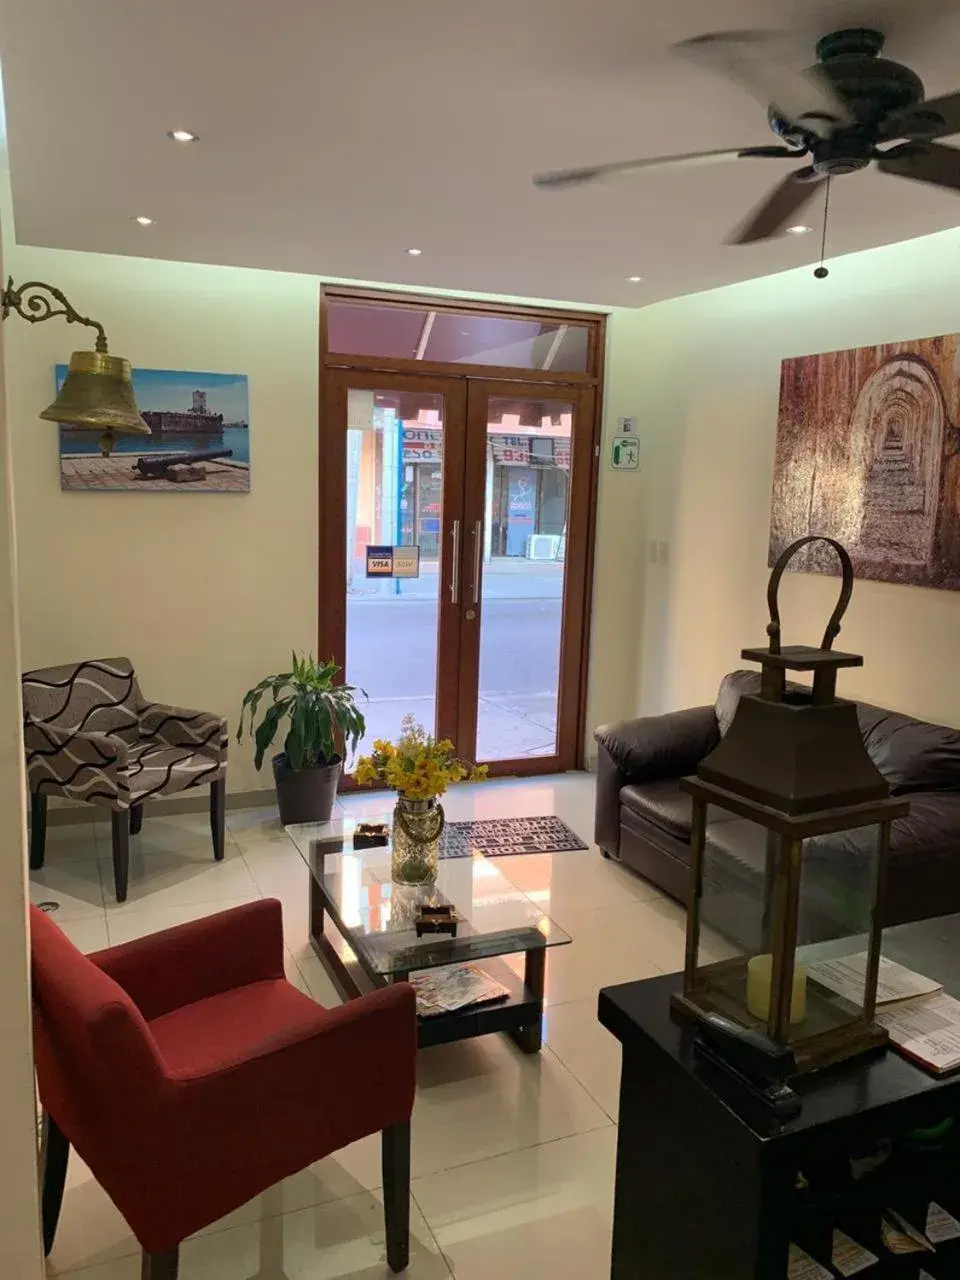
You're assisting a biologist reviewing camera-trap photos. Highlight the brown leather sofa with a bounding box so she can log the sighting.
[595,671,960,938]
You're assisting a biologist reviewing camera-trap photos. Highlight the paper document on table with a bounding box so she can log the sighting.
[807,952,942,1006]
[875,991,960,1075]
[410,964,509,1017]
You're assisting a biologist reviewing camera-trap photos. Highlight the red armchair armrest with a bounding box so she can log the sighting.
[173,982,416,1083]
[91,899,285,1020]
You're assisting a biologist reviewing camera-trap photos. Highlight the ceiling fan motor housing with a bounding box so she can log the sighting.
[768,28,928,149]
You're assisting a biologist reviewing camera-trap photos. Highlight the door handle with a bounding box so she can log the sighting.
[471,520,483,605]
[449,520,461,604]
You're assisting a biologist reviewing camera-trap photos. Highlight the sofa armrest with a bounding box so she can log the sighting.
[24,720,129,803]
[139,702,228,762]
[593,707,719,858]
[91,899,285,1020]
[24,719,128,766]
[172,982,416,1084]
[595,706,720,781]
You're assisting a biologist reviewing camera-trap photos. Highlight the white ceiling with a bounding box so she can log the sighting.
[3,0,960,306]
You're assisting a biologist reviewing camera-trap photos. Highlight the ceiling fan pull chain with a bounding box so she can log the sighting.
[814,177,832,279]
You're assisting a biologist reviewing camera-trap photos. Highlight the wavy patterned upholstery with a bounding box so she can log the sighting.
[23,657,228,902]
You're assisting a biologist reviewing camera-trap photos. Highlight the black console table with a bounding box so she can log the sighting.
[599,957,960,1280]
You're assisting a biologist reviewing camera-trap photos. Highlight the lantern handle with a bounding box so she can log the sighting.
[766,536,854,654]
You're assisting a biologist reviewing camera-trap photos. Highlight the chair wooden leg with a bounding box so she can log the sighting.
[382,1121,411,1273]
[130,804,144,836]
[111,810,130,903]
[210,777,226,862]
[39,1112,69,1257]
[141,1246,179,1279]
[29,791,48,871]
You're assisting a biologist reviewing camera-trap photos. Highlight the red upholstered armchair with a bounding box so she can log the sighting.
[31,899,418,1279]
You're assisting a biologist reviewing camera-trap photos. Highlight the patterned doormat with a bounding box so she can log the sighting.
[439,815,588,859]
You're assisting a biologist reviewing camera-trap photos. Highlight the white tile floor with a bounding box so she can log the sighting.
[32,773,688,1279]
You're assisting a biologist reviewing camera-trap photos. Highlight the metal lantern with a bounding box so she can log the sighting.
[672,536,909,1075]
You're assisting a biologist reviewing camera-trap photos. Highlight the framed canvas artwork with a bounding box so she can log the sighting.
[769,333,960,590]
[57,366,250,493]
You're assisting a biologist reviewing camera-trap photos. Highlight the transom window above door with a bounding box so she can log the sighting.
[324,292,600,378]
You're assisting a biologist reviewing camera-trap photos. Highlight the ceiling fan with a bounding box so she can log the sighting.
[533,28,960,244]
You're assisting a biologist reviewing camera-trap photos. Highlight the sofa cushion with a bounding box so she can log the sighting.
[621,779,693,841]
[855,703,960,795]
[621,779,739,843]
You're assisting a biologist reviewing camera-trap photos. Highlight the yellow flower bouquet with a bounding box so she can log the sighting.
[355,715,487,884]
[355,715,487,801]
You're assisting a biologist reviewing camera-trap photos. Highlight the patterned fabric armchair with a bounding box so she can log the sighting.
[23,657,228,902]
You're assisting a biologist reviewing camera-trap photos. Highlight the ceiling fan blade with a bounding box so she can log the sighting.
[532,146,794,189]
[727,168,827,244]
[884,91,960,141]
[877,140,960,191]
[674,30,853,137]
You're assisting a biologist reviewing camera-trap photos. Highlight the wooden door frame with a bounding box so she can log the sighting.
[318,286,607,773]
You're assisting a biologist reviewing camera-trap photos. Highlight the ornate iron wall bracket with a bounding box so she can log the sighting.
[1,277,109,353]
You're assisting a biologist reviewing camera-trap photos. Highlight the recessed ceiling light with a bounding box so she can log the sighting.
[626,275,643,283]
[133,215,155,226]
[167,129,199,143]
[786,224,812,235]
[406,247,423,256]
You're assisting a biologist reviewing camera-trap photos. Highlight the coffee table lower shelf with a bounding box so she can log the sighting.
[309,928,546,1054]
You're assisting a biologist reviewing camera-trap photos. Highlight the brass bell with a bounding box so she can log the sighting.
[39,350,151,457]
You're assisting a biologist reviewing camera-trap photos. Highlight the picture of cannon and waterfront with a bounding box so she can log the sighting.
[57,366,250,493]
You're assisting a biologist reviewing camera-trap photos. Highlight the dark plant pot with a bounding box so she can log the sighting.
[271,752,342,825]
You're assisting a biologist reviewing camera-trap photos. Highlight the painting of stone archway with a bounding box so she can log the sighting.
[769,333,960,589]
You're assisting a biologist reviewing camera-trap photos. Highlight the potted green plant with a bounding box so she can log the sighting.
[238,653,365,824]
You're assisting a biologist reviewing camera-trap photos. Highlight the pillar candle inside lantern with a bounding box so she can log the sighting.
[746,953,808,1026]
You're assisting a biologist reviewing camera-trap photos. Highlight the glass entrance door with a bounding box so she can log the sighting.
[322,371,596,776]
[457,382,594,771]
[322,371,467,760]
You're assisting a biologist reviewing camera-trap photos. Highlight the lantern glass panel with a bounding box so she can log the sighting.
[787,820,886,1046]
[693,806,885,1044]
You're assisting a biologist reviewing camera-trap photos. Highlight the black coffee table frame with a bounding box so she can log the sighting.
[309,874,549,1052]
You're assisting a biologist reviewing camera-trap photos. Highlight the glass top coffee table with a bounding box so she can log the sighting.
[286,816,571,1052]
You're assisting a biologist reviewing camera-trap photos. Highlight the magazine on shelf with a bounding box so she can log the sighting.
[410,964,510,1018]
[875,992,960,1076]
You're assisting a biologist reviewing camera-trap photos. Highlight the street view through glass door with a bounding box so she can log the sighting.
[466,390,579,763]
[344,384,458,755]
[321,290,604,775]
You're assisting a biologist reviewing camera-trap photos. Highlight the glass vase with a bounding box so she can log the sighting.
[391,796,444,885]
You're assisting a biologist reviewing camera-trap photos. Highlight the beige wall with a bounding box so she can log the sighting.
[0,212,43,1276]
[6,238,645,785]
[8,247,321,793]
[631,227,960,726]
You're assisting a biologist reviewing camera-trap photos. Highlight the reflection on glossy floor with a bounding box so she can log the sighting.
[33,773,687,1279]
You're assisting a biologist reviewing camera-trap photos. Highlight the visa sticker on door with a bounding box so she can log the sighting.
[365,545,421,578]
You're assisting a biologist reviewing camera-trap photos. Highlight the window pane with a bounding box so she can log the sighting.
[476,395,573,761]
[345,388,445,757]
[326,299,591,373]
[328,304,425,359]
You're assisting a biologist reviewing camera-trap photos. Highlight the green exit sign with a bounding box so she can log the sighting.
[611,436,640,471]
